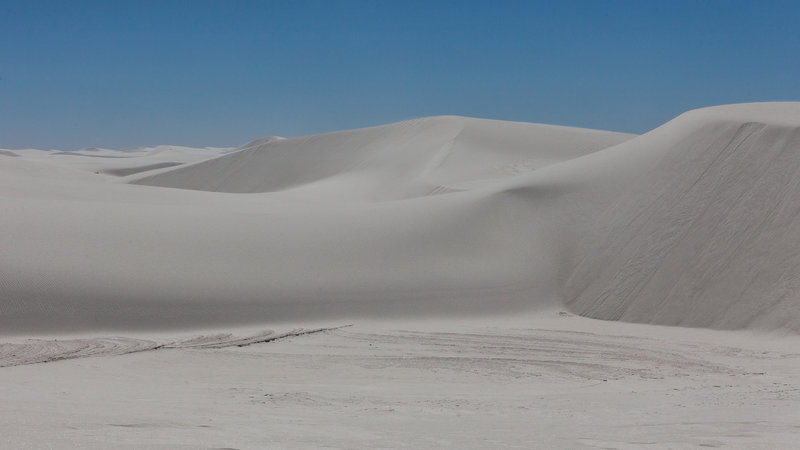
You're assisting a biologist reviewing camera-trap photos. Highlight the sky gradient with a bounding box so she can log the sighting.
[2,0,800,150]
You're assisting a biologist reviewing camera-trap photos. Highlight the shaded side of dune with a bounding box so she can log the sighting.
[558,104,800,332]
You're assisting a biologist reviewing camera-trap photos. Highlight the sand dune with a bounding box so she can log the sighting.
[132,116,632,200]
[554,103,800,331]
[2,145,233,178]
[2,104,800,336]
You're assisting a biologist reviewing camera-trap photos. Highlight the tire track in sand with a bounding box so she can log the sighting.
[0,325,351,367]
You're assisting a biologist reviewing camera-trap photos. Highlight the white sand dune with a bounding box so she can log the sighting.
[4,103,800,449]
[0,117,631,334]
[553,103,800,331]
[2,145,234,178]
[132,116,631,200]
[3,104,800,335]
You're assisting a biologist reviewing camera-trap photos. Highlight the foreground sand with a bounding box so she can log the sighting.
[1,314,799,449]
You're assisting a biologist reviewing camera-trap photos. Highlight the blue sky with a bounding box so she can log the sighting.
[2,0,799,150]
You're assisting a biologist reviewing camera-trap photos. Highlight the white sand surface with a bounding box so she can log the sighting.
[1,315,799,449]
[2,103,800,448]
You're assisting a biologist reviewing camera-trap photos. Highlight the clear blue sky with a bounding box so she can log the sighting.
[2,0,799,150]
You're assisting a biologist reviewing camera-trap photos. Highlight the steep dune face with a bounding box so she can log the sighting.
[132,116,633,200]
[557,103,800,332]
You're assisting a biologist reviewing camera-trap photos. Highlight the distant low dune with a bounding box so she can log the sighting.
[132,116,632,200]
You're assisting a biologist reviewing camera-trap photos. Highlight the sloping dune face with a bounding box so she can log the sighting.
[559,103,800,332]
[0,119,631,335]
[132,116,633,201]
[3,104,800,335]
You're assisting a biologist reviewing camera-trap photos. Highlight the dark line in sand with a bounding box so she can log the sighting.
[0,324,353,368]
